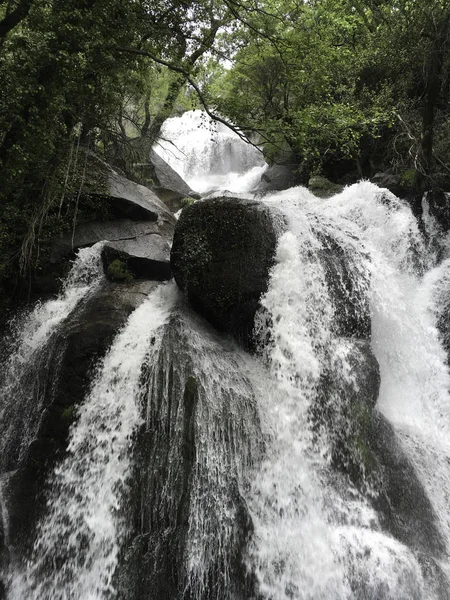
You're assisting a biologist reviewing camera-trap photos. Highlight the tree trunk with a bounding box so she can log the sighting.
[415,11,450,195]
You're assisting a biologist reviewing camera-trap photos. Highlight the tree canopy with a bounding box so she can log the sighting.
[0,0,449,315]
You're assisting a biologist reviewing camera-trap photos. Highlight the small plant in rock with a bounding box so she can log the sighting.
[107,259,134,282]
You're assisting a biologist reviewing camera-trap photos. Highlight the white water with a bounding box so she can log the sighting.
[2,113,450,599]
[140,307,262,598]
[0,243,104,470]
[155,110,266,194]
[9,283,177,600]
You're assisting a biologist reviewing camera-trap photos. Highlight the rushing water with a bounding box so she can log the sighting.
[1,111,450,599]
[0,243,104,472]
[154,109,267,194]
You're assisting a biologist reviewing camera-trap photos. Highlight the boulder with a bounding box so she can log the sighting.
[255,163,305,193]
[170,197,286,348]
[316,232,371,338]
[83,151,174,222]
[314,338,380,482]
[4,279,160,556]
[424,189,450,232]
[50,219,171,263]
[369,412,446,559]
[308,175,344,198]
[116,313,257,600]
[127,150,199,214]
[315,338,445,560]
[101,235,172,282]
[149,149,194,196]
[371,171,413,200]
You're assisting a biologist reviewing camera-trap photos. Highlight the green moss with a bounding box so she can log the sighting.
[61,405,75,423]
[400,169,416,187]
[107,258,134,282]
[180,196,196,208]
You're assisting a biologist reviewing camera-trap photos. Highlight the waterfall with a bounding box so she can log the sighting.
[2,111,450,600]
[246,181,450,598]
[0,243,104,472]
[9,283,177,599]
[154,110,266,194]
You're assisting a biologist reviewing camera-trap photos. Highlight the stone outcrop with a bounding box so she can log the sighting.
[101,235,172,282]
[50,154,177,284]
[4,279,160,557]
[83,151,174,222]
[170,197,286,348]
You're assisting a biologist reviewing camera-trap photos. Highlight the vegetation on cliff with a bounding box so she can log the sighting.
[1,0,449,315]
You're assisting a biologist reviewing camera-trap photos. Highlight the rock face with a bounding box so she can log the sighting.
[101,236,172,282]
[171,197,286,348]
[255,163,305,193]
[315,336,445,561]
[308,175,344,198]
[425,189,450,232]
[369,412,446,558]
[83,152,174,222]
[50,153,176,284]
[117,313,257,600]
[4,280,160,557]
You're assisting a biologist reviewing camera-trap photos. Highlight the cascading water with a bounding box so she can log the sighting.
[8,283,177,600]
[0,243,104,472]
[247,182,450,599]
[154,110,267,194]
[3,111,450,600]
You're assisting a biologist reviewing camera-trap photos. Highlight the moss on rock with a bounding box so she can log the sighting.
[106,258,134,283]
[171,197,286,349]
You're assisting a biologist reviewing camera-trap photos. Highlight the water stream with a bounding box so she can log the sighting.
[1,111,450,598]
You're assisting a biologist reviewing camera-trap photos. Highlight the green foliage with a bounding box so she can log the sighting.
[106,259,134,283]
[61,405,75,424]
[0,0,234,315]
[206,0,449,182]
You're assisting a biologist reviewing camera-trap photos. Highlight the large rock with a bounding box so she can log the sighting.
[316,232,371,338]
[101,235,172,281]
[424,189,450,232]
[314,337,445,561]
[369,412,446,559]
[308,175,344,198]
[3,280,159,556]
[50,219,171,263]
[170,197,286,348]
[127,150,198,214]
[149,149,194,195]
[255,163,305,193]
[116,312,257,600]
[83,151,174,222]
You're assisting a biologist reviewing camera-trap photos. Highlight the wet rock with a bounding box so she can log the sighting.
[316,232,371,338]
[425,189,450,232]
[308,175,344,198]
[4,279,160,555]
[255,163,304,192]
[149,149,192,195]
[101,236,172,282]
[314,338,380,482]
[83,151,174,222]
[317,338,445,561]
[115,314,257,600]
[170,197,286,349]
[369,412,446,559]
[50,219,173,264]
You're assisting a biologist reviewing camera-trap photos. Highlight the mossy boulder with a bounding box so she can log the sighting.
[308,175,344,198]
[170,197,286,349]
